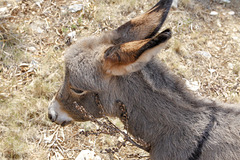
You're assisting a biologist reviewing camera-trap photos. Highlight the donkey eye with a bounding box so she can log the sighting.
[70,88,84,94]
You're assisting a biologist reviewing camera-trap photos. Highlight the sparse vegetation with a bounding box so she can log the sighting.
[0,0,239,159]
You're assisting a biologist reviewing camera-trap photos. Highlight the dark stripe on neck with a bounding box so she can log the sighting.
[188,114,216,160]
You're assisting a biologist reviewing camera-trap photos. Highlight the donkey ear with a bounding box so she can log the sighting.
[112,0,173,44]
[103,29,171,75]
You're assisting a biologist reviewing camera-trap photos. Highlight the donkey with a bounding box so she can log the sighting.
[48,0,240,159]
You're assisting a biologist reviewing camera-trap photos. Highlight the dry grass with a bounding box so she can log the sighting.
[0,0,239,159]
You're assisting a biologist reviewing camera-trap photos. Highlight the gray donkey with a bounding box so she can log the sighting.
[48,0,240,159]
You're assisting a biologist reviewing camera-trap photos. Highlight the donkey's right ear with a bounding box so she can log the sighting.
[112,0,173,44]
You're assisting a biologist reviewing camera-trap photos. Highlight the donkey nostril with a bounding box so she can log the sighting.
[48,108,58,122]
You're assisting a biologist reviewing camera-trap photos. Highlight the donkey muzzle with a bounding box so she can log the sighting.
[48,98,73,126]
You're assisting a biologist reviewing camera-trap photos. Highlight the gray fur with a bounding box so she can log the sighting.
[48,0,240,159]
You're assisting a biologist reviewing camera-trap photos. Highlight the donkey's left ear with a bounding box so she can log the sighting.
[103,29,171,76]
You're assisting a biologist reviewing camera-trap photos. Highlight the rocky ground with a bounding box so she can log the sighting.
[0,0,239,159]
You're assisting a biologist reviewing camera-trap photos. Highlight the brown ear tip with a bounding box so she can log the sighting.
[157,29,172,41]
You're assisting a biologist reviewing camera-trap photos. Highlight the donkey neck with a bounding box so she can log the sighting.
[111,57,215,144]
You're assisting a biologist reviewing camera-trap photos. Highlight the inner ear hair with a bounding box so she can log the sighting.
[103,29,172,75]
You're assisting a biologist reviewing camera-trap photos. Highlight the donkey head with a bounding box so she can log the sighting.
[48,0,173,126]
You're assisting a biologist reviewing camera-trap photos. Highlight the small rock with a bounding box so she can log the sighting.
[228,11,235,15]
[210,11,218,16]
[118,136,124,141]
[172,0,178,9]
[185,80,199,92]
[66,31,77,45]
[228,63,234,69]
[0,7,8,14]
[27,46,37,53]
[220,0,231,3]
[195,51,212,59]
[233,28,238,32]
[232,36,239,41]
[75,150,101,160]
[68,4,83,13]
[67,31,76,39]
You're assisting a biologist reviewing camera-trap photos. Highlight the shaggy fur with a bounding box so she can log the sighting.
[48,0,240,159]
